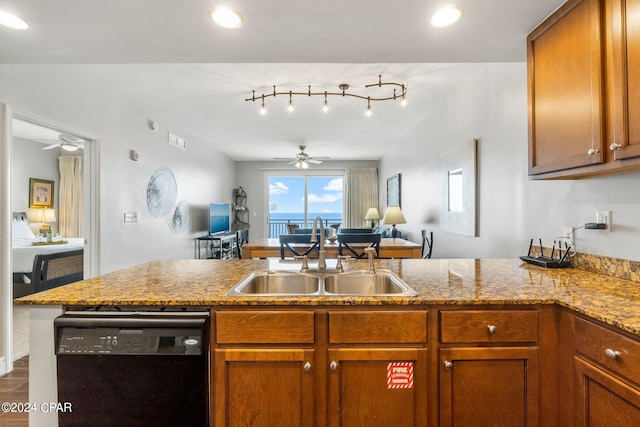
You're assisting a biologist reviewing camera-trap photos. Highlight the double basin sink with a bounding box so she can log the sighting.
[226,269,418,296]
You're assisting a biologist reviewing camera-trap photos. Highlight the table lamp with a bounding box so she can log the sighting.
[382,206,406,238]
[364,207,380,228]
[29,208,57,235]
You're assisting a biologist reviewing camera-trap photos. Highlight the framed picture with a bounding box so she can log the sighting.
[387,173,401,207]
[29,178,54,208]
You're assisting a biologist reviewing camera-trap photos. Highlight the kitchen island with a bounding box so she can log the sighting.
[17,257,640,427]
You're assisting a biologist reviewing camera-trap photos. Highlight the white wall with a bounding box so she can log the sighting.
[235,160,378,239]
[12,137,60,234]
[380,63,640,261]
[0,65,235,273]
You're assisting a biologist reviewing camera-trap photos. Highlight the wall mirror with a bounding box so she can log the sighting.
[440,139,477,236]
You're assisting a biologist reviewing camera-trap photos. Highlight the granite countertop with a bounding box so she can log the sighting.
[15,258,640,336]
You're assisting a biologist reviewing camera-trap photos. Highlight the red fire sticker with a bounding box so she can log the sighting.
[387,362,414,389]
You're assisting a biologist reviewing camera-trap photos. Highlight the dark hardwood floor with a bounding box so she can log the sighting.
[0,357,29,426]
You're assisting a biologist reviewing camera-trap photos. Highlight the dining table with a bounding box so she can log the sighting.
[240,237,423,259]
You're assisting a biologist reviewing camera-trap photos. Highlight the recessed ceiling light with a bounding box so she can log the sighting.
[0,10,29,30]
[430,6,463,28]
[210,7,243,29]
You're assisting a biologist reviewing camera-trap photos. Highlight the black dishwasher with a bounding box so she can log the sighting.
[54,309,209,427]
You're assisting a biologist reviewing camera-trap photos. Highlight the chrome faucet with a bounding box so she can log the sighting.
[364,247,376,274]
[310,216,326,270]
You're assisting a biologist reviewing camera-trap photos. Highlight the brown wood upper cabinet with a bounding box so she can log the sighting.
[528,0,640,178]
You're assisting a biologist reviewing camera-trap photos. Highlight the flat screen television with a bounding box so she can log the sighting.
[209,203,231,235]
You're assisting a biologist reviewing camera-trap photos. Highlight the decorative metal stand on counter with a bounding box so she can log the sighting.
[520,238,573,268]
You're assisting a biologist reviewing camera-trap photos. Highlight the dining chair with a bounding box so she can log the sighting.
[337,233,381,258]
[286,223,299,234]
[279,234,320,259]
[422,230,433,259]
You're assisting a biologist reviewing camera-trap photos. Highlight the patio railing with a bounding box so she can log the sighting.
[269,218,342,238]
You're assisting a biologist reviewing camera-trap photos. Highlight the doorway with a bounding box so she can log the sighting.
[0,105,99,373]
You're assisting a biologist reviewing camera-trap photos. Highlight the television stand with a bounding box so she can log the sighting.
[195,233,237,259]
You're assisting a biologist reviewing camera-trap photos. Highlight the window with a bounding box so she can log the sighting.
[268,173,343,237]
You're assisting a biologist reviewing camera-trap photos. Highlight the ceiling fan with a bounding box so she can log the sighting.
[40,134,85,152]
[274,146,330,168]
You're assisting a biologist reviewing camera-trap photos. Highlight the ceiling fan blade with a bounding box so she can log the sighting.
[273,157,294,160]
[308,159,323,164]
[310,156,330,161]
[42,144,61,150]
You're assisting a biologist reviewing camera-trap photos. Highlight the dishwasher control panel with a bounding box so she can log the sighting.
[54,312,208,356]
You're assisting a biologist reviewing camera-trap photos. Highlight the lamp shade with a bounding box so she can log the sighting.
[42,208,57,223]
[382,206,406,225]
[27,208,56,223]
[364,208,380,220]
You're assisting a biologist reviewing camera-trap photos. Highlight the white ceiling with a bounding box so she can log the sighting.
[1,0,565,161]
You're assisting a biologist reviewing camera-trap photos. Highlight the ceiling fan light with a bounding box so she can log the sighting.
[301,161,309,169]
[0,11,29,30]
[61,144,79,152]
[431,6,463,28]
[210,7,243,29]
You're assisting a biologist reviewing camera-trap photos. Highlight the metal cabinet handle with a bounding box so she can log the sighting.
[303,362,312,372]
[330,361,338,371]
[605,348,621,359]
[487,325,497,334]
[587,148,600,155]
[444,361,453,370]
[610,143,622,151]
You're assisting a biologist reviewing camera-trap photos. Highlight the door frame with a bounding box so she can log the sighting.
[0,103,100,374]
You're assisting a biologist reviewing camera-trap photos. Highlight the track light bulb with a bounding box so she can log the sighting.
[259,104,267,116]
[287,92,294,113]
[366,98,372,117]
[400,98,408,108]
[323,101,329,113]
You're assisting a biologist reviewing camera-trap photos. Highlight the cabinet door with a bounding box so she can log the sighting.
[575,357,640,426]
[327,348,427,427]
[439,347,538,427]
[607,0,640,161]
[527,0,604,176]
[214,348,314,427]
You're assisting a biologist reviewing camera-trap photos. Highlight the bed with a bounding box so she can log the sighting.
[12,212,84,297]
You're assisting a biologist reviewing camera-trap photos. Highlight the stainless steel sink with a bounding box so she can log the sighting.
[226,269,417,296]
[226,270,321,295]
[324,270,418,295]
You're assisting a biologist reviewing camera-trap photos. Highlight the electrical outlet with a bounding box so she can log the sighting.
[596,210,611,232]
[124,212,138,223]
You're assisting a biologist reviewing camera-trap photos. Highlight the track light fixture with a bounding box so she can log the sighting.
[246,75,407,116]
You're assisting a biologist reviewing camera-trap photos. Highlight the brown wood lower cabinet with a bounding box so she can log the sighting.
[327,348,427,427]
[574,357,640,426]
[439,347,539,427]
[214,348,315,427]
[212,306,640,426]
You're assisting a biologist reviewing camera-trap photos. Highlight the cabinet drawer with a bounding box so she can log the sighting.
[440,310,538,343]
[216,310,314,344]
[329,310,427,344]
[575,317,640,385]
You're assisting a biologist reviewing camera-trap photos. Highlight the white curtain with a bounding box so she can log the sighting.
[58,156,83,237]
[344,168,378,228]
